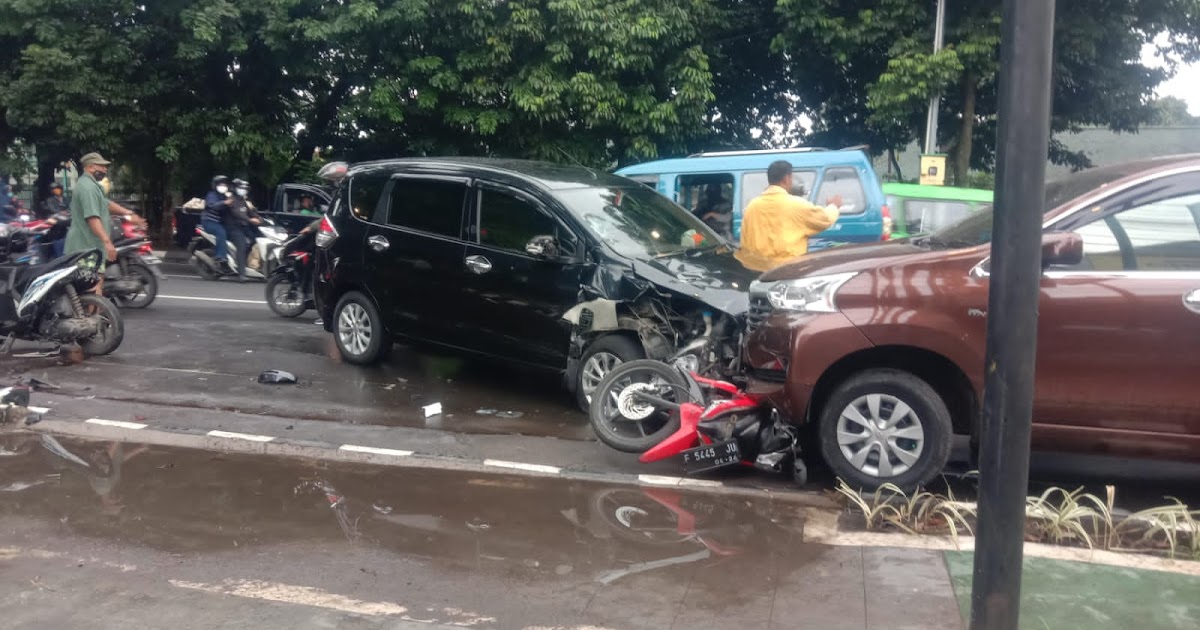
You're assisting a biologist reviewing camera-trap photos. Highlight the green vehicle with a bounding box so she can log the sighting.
[882,183,993,238]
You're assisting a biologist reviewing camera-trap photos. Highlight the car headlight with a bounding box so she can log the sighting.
[752,272,858,313]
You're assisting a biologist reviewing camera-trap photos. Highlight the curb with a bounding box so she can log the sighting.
[22,416,839,509]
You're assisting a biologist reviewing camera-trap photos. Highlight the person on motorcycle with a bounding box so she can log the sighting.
[225,178,261,282]
[41,182,69,219]
[202,175,234,273]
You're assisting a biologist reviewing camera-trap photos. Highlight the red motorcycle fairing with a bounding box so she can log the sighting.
[638,377,764,464]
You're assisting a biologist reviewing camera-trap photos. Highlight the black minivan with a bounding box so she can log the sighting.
[313,158,756,408]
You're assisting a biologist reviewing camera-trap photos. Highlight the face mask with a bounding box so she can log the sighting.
[92,170,107,181]
[216,185,228,194]
[236,188,249,197]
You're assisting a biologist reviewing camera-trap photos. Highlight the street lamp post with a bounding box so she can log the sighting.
[923,0,947,155]
[968,0,1056,628]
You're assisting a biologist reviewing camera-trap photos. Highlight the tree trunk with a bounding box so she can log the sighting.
[888,147,904,181]
[953,73,977,187]
[34,152,61,215]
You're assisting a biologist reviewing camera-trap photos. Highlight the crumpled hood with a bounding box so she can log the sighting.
[628,248,757,315]
[759,242,930,282]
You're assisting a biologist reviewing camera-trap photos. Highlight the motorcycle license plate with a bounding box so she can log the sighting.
[681,439,741,474]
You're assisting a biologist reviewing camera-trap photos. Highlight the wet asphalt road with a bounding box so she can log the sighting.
[0,433,964,629]
[5,266,591,439]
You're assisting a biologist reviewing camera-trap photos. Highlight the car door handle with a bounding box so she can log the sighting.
[368,235,389,252]
[1184,289,1200,313]
[465,255,492,275]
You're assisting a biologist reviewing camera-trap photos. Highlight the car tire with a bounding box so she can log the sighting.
[575,335,645,411]
[817,369,953,492]
[332,291,389,365]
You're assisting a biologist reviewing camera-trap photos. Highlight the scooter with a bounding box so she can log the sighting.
[189,218,288,281]
[104,216,163,308]
[0,247,125,357]
[265,231,315,317]
[588,360,807,485]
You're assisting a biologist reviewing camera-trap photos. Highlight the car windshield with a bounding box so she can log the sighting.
[922,162,1160,249]
[554,185,724,258]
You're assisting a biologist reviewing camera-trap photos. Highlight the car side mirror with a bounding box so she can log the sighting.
[525,235,560,259]
[1041,232,1083,268]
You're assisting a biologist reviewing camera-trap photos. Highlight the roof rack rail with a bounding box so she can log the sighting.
[686,147,830,158]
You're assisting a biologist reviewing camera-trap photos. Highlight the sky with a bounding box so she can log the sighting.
[1142,39,1200,115]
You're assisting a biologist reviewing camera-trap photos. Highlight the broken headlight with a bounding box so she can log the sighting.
[752,272,858,313]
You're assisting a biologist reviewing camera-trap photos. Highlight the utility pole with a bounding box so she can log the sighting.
[968,0,1056,628]
[923,0,947,155]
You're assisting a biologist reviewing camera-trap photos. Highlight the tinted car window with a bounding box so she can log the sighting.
[387,179,466,238]
[741,170,817,209]
[478,189,559,253]
[815,167,866,214]
[349,175,388,223]
[903,199,973,235]
[1071,193,1200,271]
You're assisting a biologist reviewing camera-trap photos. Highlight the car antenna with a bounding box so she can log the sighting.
[555,147,596,178]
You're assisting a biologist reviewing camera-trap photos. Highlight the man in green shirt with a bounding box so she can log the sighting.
[64,152,144,264]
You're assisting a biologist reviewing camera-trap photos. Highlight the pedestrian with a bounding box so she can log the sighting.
[735,160,842,272]
[202,175,235,274]
[41,182,69,219]
[224,178,262,282]
[64,153,145,275]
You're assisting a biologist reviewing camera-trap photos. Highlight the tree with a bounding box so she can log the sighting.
[775,0,1200,183]
[1151,96,1200,126]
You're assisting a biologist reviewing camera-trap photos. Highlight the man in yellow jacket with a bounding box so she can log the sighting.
[735,160,842,272]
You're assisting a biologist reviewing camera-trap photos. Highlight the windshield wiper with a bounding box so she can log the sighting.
[653,243,721,259]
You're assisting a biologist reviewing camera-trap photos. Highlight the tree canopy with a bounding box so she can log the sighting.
[0,0,1196,226]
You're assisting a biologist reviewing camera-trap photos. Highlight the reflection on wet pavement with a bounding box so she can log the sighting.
[0,433,801,565]
[0,433,970,629]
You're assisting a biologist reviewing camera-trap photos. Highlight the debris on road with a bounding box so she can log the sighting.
[257,369,297,385]
[422,402,443,417]
[26,377,60,391]
[372,501,393,515]
[476,408,497,416]
[495,411,524,419]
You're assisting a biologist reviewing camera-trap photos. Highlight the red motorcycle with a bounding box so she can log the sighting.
[588,360,807,484]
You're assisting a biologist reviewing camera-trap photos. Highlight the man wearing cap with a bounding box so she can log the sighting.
[64,152,144,264]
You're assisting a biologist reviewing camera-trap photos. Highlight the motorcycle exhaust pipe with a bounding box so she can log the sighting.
[192,249,218,270]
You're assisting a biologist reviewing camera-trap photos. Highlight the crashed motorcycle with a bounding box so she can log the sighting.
[0,248,124,356]
[588,360,807,484]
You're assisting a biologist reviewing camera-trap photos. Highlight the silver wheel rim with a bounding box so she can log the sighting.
[337,303,372,357]
[581,351,622,403]
[836,393,925,478]
[272,281,303,312]
[596,370,675,439]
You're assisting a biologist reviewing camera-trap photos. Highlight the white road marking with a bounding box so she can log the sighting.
[28,407,50,415]
[86,418,148,430]
[677,478,723,488]
[339,444,414,457]
[637,474,686,486]
[159,295,266,305]
[482,459,562,474]
[207,430,275,442]
[169,579,409,617]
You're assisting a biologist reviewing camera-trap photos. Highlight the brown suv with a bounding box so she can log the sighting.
[745,155,1200,489]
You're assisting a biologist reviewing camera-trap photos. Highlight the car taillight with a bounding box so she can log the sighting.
[315,215,338,249]
[881,204,893,241]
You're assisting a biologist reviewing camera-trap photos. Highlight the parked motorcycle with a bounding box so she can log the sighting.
[265,230,315,317]
[189,217,287,281]
[0,248,125,356]
[588,360,807,484]
[104,215,163,308]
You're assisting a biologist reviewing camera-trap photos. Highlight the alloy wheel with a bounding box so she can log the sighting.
[581,351,622,403]
[337,302,372,357]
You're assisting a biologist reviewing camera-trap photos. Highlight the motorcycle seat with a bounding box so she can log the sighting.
[0,250,93,293]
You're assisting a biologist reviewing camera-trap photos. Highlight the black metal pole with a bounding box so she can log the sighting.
[968,0,1056,629]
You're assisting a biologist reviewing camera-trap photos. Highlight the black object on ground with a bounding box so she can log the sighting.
[257,369,298,385]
